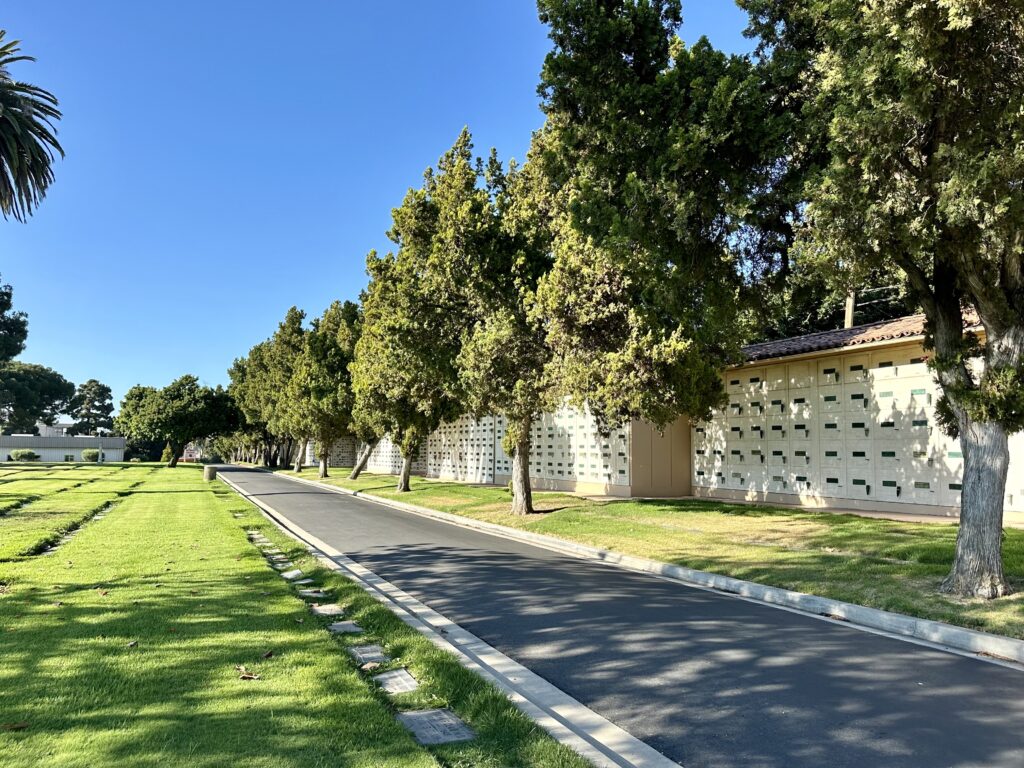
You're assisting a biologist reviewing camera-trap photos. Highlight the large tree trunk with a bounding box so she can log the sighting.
[941,410,1012,598]
[930,295,1017,599]
[319,454,329,479]
[396,454,413,492]
[294,438,307,473]
[349,438,378,480]
[510,416,534,515]
[167,441,183,468]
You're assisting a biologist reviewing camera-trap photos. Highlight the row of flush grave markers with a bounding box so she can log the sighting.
[242,525,476,747]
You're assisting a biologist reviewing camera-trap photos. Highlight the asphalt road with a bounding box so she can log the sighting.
[221,467,1024,768]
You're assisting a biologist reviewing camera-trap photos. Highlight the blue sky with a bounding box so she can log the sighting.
[0,2,752,408]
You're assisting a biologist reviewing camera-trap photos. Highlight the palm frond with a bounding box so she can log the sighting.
[0,29,63,222]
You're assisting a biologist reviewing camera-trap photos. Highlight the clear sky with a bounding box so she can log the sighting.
[0,2,752,408]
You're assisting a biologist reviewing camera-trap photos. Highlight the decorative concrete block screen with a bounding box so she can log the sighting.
[340,405,630,492]
[364,436,427,476]
[693,344,1024,513]
[497,405,630,489]
[304,437,357,468]
[427,415,497,483]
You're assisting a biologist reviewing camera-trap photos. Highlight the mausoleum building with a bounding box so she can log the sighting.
[313,314,1024,518]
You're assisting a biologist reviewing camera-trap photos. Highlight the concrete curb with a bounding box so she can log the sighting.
[274,469,1024,667]
[219,471,682,768]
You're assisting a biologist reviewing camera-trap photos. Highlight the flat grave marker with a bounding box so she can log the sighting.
[310,603,345,617]
[348,644,389,664]
[396,709,474,745]
[327,620,363,634]
[373,668,419,695]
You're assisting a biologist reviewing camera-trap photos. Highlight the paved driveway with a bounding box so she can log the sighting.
[222,467,1024,768]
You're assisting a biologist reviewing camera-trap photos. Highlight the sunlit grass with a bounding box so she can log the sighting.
[0,465,587,768]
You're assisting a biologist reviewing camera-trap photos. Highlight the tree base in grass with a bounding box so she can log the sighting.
[940,571,1012,600]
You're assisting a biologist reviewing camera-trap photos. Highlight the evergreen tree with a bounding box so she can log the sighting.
[116,376,238,467]
[68,378,114,435]
[0,362,73,431]
[285,301,360,478]
[777,0,1024,597]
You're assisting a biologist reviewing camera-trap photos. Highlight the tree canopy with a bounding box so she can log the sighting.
[534,0,785,429]
[116,376,237,467]
[0,276,27,363]
[284,300,361,477]
[228,307,307,468]
[0,362,73,432]
[68,378,114,435]
[776,0,1024,597]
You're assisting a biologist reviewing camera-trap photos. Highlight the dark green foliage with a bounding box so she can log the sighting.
[9,449,38,461]
[227,307,308,466]
[753,0,1024,597]
[535,0,788,427]
[285,300,361,474]
[351,135,484,466]
[0,362,74,431]
[116,376,239,467]
[80,449,99,462]
[0,276,27,363]
[67,379,114,435]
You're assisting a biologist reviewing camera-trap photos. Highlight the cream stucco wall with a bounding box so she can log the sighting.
[693,339,1024,515]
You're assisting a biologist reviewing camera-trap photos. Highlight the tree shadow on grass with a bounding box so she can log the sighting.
[0,569,429,768]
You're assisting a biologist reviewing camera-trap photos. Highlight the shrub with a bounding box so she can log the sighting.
[10,449,40,461]
[81,449,100,462]
[160,443,173,463]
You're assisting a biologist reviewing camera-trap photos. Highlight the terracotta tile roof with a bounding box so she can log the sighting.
[742,314,931,362]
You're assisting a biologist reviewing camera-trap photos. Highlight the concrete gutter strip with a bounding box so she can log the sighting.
[220,472,681,768]
[277,470,1024,667]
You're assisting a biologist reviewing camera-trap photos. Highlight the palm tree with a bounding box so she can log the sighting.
[0,30,62,221]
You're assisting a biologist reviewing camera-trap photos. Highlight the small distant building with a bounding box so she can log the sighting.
[36,422,77,437]
[181,443,205,462]
[0,434,126,462]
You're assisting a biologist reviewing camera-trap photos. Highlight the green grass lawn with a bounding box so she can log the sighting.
[281,467,1024,640]
[0,464,586,768]
[0,464,121,513]
[0,465,156,559]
